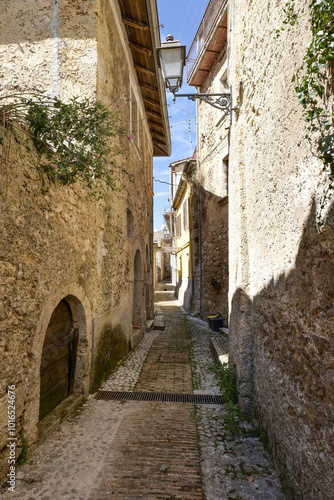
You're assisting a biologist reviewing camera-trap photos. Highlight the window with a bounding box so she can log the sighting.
[220,68,228,93]
[183,200,188,230]
[127,208,134,238]
[131,87,139,145]
[222,157,228,197]
[176,214,181,238]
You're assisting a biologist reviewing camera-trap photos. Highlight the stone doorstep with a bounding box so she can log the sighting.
[36,394,86,449]
[153,314,165,331]
[211,338,229,366]
[219,327,229,339]
[145,319,154,331]
[131,324,145,349]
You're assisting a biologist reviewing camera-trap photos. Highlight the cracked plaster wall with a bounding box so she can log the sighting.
[192,50,229,319]
[228,1,334,498]
[0,0,154,480]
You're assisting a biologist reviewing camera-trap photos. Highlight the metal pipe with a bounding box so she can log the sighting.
[196,94,203,315]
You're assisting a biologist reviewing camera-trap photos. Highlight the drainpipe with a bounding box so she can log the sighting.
[51,0,61,97]
[196,94,203,316]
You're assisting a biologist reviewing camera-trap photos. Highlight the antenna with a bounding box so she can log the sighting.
[172,103,195,156]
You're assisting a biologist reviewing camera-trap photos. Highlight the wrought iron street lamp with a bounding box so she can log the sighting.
[156,35,186,95]
[157,35,231,112]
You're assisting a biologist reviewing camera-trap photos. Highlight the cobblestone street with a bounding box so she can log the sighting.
[2,288,286,500]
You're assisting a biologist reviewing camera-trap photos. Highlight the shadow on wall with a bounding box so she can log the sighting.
[0,1,96,45]
[190,185,229,317]
[175,278,193,311]
[91,323,128,393]
[229,199,334,499]
[174,273,182,300]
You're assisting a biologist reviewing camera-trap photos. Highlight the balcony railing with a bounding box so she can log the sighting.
[186,0,227,80]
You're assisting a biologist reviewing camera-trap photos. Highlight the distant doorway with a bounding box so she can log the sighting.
[145,244,152,320]
[39,299,79,421]
[133,250,143,326]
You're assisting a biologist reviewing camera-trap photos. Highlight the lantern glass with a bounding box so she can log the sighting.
[157,37,186,93]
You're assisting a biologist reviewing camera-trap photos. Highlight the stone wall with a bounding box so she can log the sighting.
[192,50,229,319]
[0,0,98,99]
[228,0,334,497]
[0,0,154,480]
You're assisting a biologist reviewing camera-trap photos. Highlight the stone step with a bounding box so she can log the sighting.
[219,327,229,339]
[153,315,165,330]
[211,338,229,366]
[145,319,154,331]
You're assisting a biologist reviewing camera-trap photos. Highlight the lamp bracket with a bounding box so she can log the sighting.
[172,92,231,112]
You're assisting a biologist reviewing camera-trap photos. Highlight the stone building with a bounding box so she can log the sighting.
[0,0,170,480]
[227,0,334,498]
[186,0,229,320]
[153,228,171,287]
[167,156,196,309]
[185,0,334,497]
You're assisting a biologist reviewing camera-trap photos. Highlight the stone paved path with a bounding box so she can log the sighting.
[90,303,203,499]
[1,287,287,500]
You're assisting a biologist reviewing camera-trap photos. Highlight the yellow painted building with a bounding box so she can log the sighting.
[169,156,196,309]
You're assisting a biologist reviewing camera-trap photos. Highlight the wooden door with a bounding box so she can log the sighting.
[39,299,78,421]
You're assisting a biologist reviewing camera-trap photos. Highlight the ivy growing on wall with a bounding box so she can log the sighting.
[276,0,334,229]
[0,93,133,197]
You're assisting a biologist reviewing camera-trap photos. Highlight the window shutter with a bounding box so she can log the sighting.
[183,201,188,230]
[176,214,181,237]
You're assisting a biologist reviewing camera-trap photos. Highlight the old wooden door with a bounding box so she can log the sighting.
[39,299,78,421]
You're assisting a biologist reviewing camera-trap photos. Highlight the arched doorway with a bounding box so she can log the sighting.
[133,250,143,326]
[145,244,152,320]
[39,298,79,421]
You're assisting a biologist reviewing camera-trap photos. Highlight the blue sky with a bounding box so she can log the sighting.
[153,0,207,231]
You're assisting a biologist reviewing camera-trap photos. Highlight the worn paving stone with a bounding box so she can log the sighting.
[136,308,192,394]
[2,289,287,500]
[186,314,286,500]
[102,329,160,392]
[1,399,126,500]
[89,402,203,500]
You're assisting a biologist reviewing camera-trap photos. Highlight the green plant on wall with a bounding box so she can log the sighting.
[205,275,219,286]
[16,437,30,465]
[0,93,133,197]
[213,362,242,434]
[275,0,334,230]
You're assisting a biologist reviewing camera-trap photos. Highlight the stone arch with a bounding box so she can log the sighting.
[133,249,143,325]
[190,192,200,266]
[127,208,134,238]
[145,243,153,320]
[39,294,88,421]
[146,244,150,269]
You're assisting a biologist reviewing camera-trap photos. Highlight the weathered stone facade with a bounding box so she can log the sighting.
[153,230,171,286]
[228,0,334,498]
[187,2,229,320]
[166,157,196,310]
[0,0,169,481]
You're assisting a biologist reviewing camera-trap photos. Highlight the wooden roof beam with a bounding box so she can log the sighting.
[154,143,168,155]
[153,137,167,146]
[146,109,162,119]
[151,130,166,139]
[134,64,156,77]
[142,96,160,107]
[129,42,153,55]
[139,81,159,94]
[149,120,165,130]
[122,17,148,30]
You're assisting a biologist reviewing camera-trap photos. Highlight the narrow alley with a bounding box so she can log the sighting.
[2,286,286,500]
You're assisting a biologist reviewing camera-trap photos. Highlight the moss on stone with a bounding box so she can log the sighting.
[92,324,128,392]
